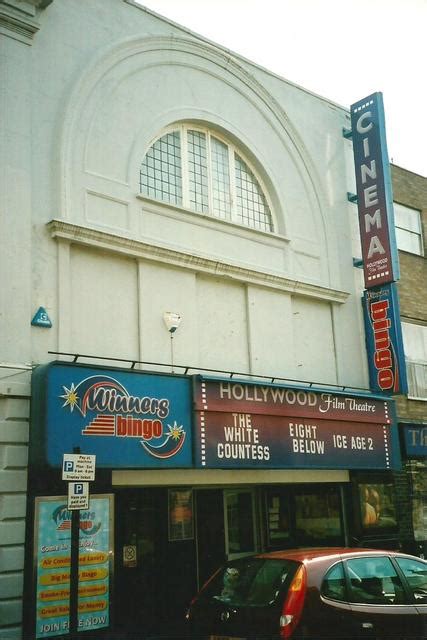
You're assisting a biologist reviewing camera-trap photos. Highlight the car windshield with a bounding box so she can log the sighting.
[201,557,298,606]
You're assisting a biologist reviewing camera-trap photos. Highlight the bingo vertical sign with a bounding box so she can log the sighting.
[34,495,113,638]
[362,284,408,395]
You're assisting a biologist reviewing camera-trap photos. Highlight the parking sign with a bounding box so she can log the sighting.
[62,453,96,481]
[67,482,89,510]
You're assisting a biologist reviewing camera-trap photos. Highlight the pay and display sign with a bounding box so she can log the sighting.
[62,454,96,481]
[62,455,94,510]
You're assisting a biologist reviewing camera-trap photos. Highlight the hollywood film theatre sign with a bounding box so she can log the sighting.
[194,377,401,471]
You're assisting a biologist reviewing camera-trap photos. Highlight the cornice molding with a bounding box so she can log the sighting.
[47,219,349,304]
[0,0,53,44]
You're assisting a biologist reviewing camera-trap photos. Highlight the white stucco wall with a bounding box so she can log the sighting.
[0,0,370,635]
[1,0,369,382]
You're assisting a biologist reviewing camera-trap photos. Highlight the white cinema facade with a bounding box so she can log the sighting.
[0,2,406,638]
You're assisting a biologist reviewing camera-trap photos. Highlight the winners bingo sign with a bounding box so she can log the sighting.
[350,92,399,289]
[362,283,408,395]
[194,377,400,471]
[34,494,113,638]
[32,363,192,468]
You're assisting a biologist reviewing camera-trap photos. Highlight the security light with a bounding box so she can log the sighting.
[163,311,182,333]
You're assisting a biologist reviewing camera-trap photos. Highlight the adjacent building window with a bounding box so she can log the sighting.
[394,202,424,256]
[402,322,427,400]
[140,125,273,232]
[405,459,427,543]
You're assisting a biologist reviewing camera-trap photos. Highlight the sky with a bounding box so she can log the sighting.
[138,0,427,177]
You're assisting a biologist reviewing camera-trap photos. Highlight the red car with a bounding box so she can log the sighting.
[186,547,427,639]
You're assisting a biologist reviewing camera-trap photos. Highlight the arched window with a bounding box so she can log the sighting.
[140,125,273,232]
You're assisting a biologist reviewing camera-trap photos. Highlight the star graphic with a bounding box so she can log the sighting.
[60,383,80,412]
[167,421,184,441]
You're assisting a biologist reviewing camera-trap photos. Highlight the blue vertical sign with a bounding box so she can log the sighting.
[350,93,400,288]
[351,93,407,397]
[362,283,408,395]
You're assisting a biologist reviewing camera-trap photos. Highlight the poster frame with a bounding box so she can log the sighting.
[357,481,397,533]
[168,488,194,542]
[32,493,114,639]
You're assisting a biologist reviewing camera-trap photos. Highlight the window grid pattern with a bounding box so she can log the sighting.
[211,137,232,219]
[235,154,272,232]
[188,130,209,213]
[140,132,182,205]
[140,126,273,232]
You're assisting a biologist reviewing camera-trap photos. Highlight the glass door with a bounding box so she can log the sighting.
[224,489,257,559]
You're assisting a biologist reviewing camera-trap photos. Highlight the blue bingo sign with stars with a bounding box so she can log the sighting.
[31,362,193,469]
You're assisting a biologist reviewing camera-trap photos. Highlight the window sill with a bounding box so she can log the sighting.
[137,194,289,246]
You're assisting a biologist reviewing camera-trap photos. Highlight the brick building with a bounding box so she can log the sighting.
[392,165,427,556]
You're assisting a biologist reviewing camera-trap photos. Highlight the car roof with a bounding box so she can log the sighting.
[254,547,412,564]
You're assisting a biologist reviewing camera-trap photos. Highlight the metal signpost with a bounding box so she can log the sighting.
[62,451,96,638]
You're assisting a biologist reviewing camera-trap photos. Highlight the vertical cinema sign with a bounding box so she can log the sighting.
[351,93,407,395]
[350,93,399,288]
